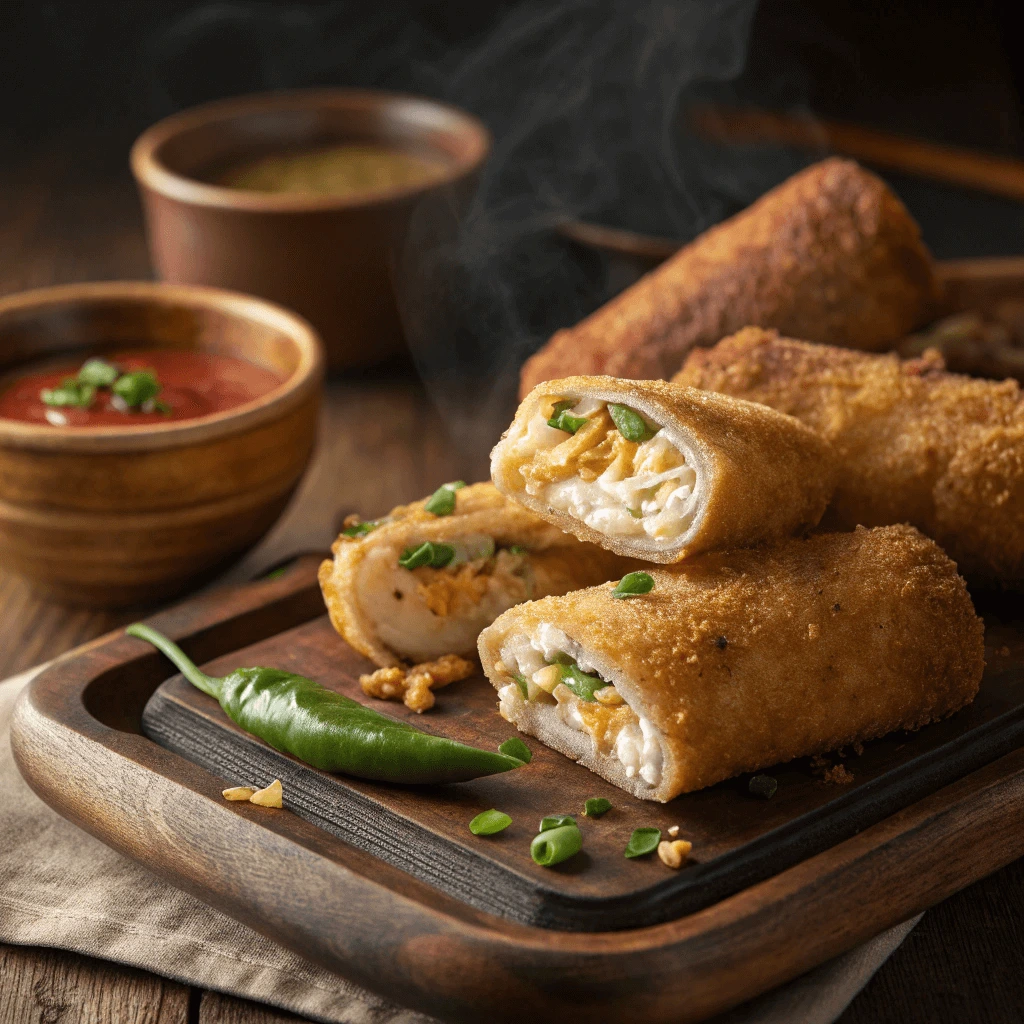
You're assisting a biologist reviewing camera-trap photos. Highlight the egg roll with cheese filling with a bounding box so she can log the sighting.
[478,525,984,802]
[490,375,837,563]
[319,482,634,668]
[674,327,1024,586]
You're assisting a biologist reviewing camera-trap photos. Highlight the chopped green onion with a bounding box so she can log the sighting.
[77,358,120,387]
[263,566,289,580]
[612,571,655,599]
[399,541,455,570]
[342,520,378,538]
[583,797,612,818]
[539,814,576,832]
[499,737,532,763]
[469,809,512,836]
[547,400,589,435]
[625,827,661,858]
[531,823,582,866]
[424,481,466,516]
[557,660,606,702]
[154,399,172,415]
[512,672,529,698]
[41,379,96,408]
[608,403,657,442]
[507,544,526,555]
[748,774,778,799]
[112,370,161,408]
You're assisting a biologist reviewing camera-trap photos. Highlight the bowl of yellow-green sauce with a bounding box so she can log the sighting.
[131,90,490,370]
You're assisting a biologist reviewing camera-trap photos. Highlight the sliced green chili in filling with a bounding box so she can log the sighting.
[608,402,657,442]
[551,654,606,702]
[399,541,456,570]
[547,399,589,435]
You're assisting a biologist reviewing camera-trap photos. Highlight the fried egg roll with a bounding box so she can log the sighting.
[675,327,1024,586]
[519,158,938,396]
[479,525,984,802]
[319,482,633,667]
[490,376,837,563]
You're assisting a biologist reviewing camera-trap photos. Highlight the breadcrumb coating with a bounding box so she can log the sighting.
[519,158,938,396]
[479,526,984,801]
[675,328,1024,586]
[491,376,837,562]
[319,482,634,667]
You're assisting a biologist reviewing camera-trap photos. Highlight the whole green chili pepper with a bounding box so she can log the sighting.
[127,624,525,785]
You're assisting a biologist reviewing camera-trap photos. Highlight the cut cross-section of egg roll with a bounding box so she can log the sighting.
[319,482,635,668]
[490,375,837,563]
[674,327,1024,586]
[479,525,984,802]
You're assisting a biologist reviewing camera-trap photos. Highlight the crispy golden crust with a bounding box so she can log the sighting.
[318,482,634,667]
[479,526,984,801]
[519,158,938,397]
[491,375,837,562]
[675,328,1024,585]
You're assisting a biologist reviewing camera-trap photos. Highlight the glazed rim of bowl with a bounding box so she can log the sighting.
[0,281,324,454]
[130,87,492,214]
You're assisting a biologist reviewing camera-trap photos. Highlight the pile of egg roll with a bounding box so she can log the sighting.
[321,157,996,802]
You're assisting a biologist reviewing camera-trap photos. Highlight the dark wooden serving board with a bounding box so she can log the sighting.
[12,555,1024,1024]
[142,597,1024,932]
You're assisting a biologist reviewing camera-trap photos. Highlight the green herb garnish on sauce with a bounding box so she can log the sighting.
[547,400,589,435]
[41,378,96,409]
[77,358,120,388]
[112,370,161,409]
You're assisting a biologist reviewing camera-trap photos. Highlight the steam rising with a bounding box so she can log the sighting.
[151,0,818,457]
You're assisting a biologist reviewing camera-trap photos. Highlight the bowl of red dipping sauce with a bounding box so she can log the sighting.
[0,281,323,607]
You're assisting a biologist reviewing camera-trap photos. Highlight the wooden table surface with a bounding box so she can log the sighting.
[2,152,1023,1024]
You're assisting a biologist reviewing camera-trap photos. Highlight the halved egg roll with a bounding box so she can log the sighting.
[490,375,837,563]
[319,482,634,668]
[479,525,984,802]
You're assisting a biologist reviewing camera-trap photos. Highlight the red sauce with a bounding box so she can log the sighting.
[0,350,284,427]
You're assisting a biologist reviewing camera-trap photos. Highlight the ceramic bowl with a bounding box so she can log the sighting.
[0,281,323,607]
[131,88,490,371]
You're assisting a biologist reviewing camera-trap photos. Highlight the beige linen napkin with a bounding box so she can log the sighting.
[1,668,918,1024]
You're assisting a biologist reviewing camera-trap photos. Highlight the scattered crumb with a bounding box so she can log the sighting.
[852,742,865,756]
[810,755,855,785]
[222,786,255,802]
[807,623,819,640]
[667,825,680,837]
[657,839,692,869]
[249,779,283,808]
[360,654,475,713]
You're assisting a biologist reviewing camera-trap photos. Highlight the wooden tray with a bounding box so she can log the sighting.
[11,555,1024,1023]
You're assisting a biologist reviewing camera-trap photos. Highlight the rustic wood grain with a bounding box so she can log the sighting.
[200,990,305,1023]
[11,561,1024,1023]
[0,942,189,1024]
[4,140,1024,1022]
[139,595,1024,933]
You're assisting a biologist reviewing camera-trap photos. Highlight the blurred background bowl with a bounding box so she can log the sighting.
[131,88,490,372]
[0,281,323,608]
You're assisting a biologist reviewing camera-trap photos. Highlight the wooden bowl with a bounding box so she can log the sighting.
[0,281,324,608]
[131,88,491,372]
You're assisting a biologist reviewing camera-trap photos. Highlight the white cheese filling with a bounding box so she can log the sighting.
[524,400,698,546]
[498,623,663,788]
